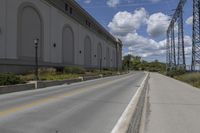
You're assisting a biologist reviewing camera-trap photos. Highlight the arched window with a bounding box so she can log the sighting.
[84,36,92,67]
[62,25,74,64]
[18,3,43,60]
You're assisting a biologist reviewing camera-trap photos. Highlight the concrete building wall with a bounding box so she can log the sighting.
[4,0,51,60]
[0,0,122,73]
[18,5,42,59]
[0,0,6,59]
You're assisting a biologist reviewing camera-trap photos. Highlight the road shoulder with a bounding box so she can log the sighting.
[144,73,200,133]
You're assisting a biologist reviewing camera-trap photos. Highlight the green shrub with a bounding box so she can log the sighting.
[148,68,160,72]
[0,73,24,86]
[39,68,57,75]
[100,70,114,76]
[40,73,79,80]
[64,66,86,74]
[86,69,99,73]
[166,69,186,77]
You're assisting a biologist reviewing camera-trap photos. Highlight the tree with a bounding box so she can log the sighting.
[123,54,134,71]
[122,55,166,72]
[132,56,142,70]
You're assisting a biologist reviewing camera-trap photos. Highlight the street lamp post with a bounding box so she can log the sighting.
[34,38,39,81]
[100,58,102,72]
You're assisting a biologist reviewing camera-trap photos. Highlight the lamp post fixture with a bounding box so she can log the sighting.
[34,38,39,81]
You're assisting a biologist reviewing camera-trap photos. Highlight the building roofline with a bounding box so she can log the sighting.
[66,0,118,43]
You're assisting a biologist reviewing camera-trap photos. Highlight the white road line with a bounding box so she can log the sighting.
[111,72,149,133]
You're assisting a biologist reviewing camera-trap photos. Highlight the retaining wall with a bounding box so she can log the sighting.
[0,83,35,94]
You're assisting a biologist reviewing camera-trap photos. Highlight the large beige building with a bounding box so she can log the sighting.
[0,0,122,73]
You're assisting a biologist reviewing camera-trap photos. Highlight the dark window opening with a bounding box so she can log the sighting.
[70,7,73,14]
[86,20,91,27]
[65,3,68,11]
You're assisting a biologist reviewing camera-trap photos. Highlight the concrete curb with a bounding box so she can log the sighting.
[111,72,150,133]
[36,79,82,89]
[83,75,101,81]
[139,80,150,133]
[0,83,35,94]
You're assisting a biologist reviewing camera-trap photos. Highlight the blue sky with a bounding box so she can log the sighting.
[76,0,193,64]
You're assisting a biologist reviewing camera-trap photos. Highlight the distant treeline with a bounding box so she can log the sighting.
[122,54,166,73]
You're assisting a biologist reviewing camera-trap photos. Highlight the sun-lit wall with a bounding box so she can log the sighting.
[0,0,122,73]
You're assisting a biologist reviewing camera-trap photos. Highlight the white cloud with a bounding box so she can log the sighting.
[108,8,148,35]
[118,33,163,57]
[108,9,170,37]
[186,16,193,25]
[147,12,170,37]
[108,8,192,61]
[121,34,192,59]
[107,0,120,7]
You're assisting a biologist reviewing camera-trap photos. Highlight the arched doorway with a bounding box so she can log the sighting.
[63,26,74,64]
[97,43,102,68]
[84,36,92,67]
[18,4,43,59]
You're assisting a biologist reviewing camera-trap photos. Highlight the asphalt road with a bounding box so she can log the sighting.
[0,72,145,133]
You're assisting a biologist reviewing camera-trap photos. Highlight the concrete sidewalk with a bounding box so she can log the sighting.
[144,73,200,133]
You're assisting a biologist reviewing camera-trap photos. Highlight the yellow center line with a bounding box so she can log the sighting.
[0,75,133,117]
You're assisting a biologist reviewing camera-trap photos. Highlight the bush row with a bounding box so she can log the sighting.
[166,69,186,77]
[0,66,119,86]
[64,66,86,74]
[0,73,24,86]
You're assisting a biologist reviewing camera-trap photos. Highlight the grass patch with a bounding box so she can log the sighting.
[175,73,200,88]
[19,67,119,81]
[1,67,121,86]
[64,66,86,74]
[166,69,186,77]
[20,73,80,81]
[20,68,80,81]
[40,73,79,81]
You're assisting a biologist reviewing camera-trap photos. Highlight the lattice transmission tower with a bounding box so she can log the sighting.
[166,0,186,70]
[192,0,200,71]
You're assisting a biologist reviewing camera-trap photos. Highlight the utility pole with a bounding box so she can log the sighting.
[100,58,102,72]
[34,38,39,81]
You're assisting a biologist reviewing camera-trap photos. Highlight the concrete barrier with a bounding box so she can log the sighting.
[83,75,101,81]
[36,79,82,89]
[0,79,82,94]
[111,72,149,133]
[0,83,35,94]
